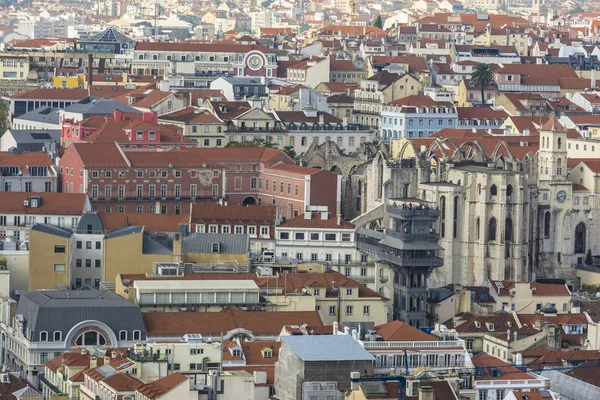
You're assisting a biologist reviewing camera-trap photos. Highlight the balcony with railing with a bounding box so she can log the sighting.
[377,248,444,268]
[128,352,168,362]
[362,340,465,349]
[386,205,440,219]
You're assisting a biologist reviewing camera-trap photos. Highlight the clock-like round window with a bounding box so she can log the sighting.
[247,55,264,70]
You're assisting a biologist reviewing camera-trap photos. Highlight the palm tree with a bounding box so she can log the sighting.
[471,63,494,106]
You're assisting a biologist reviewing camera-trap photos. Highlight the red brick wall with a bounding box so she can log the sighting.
[309,170,338,214]
[58,145,85,194]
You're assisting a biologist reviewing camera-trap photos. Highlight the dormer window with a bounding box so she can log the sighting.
[474,321,481,328]
[40,331,48,341]
[486,322,495,331]
[232,349,241,357]
[263,349,273,358]
[136,131,143,140]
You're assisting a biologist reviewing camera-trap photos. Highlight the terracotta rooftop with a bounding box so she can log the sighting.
[473,353,536,381]
[9,88,89,100]
[0,192,87,216]
[540,116,565,132]
[158,107,224,124]
[135,42,274,54]
[69,143,291,168]
[142,307,324,338]
[566,360,600,387]
[135,372,188,399]
[99,212,189,233]
[0,151,54,175]
[374,320,437,341]
[278,212,354,229]
[190,204,276,225]
[255,271,386,300]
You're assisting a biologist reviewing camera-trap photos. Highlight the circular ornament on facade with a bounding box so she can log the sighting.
[556,190,567,203]
[247,55,264,70]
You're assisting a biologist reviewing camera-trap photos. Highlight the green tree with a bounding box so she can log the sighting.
[225,138,297,159]
[586,249,594,266]
[470,63,494,106]
[283,145,297,159]
[0,101,8,139]
[373,15,383,29]
[323,9,331,21]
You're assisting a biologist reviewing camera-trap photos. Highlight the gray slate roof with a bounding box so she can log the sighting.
[76,212,104,234]
[217,76,265,86]
[15,289,146,342]
[105,225,143,239]
[15,106,60,125]
[281,335,374,362]
[30,223,72,238]
[64,97,141,116]
[141,231,249,255]
[6,129,61,145]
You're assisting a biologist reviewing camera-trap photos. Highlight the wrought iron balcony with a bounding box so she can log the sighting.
[377,251,444,268]
[390,231,440,242]
[386,205,440,219]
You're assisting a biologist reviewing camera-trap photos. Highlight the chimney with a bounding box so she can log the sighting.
[515,353,523,366]
[143,112,158,123]
[320,210,328,220]
[418,386,434,400]
[333,321,339,335]
[104,356,110,365]
[344,326,351,335]
[351,328,358,340]
[178,223,188,237]
[592,68,597,89]
[173,233,182,262]
[90,356,97,369]
[304,211,312,220]
[318,114,324,125]
[87,53,93,89]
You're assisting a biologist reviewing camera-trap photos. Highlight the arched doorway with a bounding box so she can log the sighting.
[242,196,257,206]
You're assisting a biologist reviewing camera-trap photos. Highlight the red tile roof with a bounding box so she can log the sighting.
[255,271,386,299]
[374,320,437,341]
[158,107,223,124]
[495,64,578,78]
[142,307,324,337]
[190,204,276,225]
[278,212,354,229]
[472,353,536,381]
[540,116,565,132]
[0,192,87,215]
[136,373,188,399]
[0,151,54,175]
[135,42,274,54]
[317,25,386,37]
[457,107,508,120]
[70,143,292,168]
[9,88,89,100]
[99,212,189,233]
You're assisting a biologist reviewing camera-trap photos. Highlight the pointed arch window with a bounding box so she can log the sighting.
[488,218,497,242]
[544,211,551,238]
[440,196,446,238]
